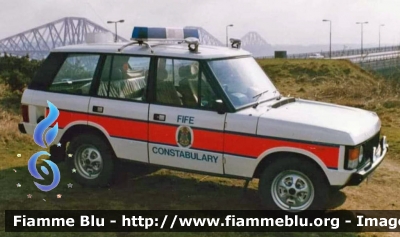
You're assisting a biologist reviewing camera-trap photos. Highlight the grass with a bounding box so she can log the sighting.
[260,59,399,107]
[1,59,400,237]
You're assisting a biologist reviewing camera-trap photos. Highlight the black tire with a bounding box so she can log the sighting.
[49,144,66,164]
[258,155,329,212]
[66,134,114,187]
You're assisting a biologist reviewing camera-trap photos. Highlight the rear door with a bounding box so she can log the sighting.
[88,54,151,162]
[148,58,226,174]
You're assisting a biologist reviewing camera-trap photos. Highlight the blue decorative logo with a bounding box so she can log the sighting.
[33,101,59,148]
[28,100,61,192]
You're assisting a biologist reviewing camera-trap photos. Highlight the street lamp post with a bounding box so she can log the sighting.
[356,21,368,56]
[379,24,385,50]
[226,24,233,47]
[322,19,332,58]
[107,19,125,42]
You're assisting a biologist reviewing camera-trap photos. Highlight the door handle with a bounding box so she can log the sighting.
[153,114,166,121]
[92,106,104,113]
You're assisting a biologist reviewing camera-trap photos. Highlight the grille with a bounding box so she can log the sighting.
[360,131,380,166]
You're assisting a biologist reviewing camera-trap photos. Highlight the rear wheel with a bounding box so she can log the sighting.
[259,156,329,212]
[49,144,66,164]
[66,134,114,187]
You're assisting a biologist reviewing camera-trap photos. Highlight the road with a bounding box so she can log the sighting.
[332,50,400,63]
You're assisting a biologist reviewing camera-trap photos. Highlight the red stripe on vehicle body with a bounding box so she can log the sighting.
[51,110,339,168]
[224,133,339,168]
[190,128,224,152]
[148,123,176,145]
[88,115,148,141]
[46,108,87,128]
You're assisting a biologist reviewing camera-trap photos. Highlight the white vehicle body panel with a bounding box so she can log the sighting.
[257,98,380,146]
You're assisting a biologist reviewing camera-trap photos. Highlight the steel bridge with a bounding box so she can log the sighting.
[0,17,127,59]
[184,26,223,46]
[0,16,399,73]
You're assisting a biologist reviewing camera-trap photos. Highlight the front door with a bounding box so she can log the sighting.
[148,58,225,174]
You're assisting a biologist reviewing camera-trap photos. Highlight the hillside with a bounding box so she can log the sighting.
[257,59,400,110]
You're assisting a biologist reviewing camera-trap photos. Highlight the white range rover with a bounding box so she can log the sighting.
[18,27,388,212]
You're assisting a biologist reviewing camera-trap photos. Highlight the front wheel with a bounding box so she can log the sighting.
[258,156,329,212]
[66,134,114,187]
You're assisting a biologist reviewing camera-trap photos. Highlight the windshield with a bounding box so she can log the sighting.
[208,57,278,109]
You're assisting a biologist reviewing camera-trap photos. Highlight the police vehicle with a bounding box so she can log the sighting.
[18,27,389,212]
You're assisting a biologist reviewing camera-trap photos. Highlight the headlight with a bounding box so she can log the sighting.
[347,146,362,170]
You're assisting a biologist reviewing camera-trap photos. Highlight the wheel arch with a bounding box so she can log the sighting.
[60,124,116,157]
[252,147,330,185]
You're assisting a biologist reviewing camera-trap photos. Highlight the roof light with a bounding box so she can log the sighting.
[131,27,199,41]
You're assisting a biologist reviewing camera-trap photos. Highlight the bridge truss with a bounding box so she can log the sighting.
[240,31,269,47]
[184,26,223,46]
[0,17,126,60]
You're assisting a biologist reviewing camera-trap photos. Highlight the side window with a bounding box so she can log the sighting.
[48,54,100,95]
[97,55,150,101]
[155,58,217,109]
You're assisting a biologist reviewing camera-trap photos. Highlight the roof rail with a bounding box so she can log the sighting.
[118,41,154,53]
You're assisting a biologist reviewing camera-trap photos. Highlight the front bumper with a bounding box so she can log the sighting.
[346,136,389,186]
[18,123,26,134]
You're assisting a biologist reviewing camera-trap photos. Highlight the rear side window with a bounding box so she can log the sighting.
[48,54,100,95]
[97,55,150,101]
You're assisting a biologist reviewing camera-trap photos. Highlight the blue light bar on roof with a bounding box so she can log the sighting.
[131,27,199,41]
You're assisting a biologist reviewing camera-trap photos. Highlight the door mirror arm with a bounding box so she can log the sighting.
[215,99,226,114]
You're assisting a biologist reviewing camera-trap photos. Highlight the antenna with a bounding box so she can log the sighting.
[230,38,241,49]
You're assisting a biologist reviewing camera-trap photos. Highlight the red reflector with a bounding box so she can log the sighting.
[21,105,29,123]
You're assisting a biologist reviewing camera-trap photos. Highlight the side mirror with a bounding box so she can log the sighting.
[215,99,226,114]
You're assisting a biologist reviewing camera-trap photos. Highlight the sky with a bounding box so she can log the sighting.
[0,0,399,46]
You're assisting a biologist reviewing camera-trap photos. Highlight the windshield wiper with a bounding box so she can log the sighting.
[252,90,269,108]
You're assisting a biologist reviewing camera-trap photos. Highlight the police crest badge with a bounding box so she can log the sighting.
[176,126,193,148]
